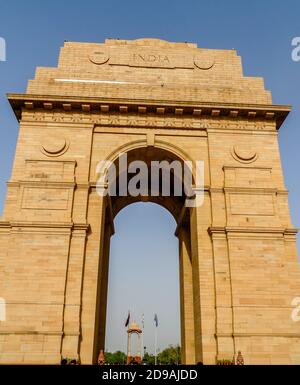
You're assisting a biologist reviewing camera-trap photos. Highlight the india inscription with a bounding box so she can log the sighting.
[132,53,170,65]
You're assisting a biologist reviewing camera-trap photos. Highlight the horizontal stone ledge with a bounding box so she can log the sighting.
[0,331,64,336]
[0,221,90,232]
[7,93,290,129]
[230,305,296,309]
[3,302,80,307]
[215,333,300,338]
[89,182,211,191]
[7,181,94,191]
[7,181,76,188]
[0,331,81,337]
[61,332,81,337]
[215,305,295,309]
[210,187,289,195]
[208,226,298,236]
[223,187,283,194]
[0,221,10,228]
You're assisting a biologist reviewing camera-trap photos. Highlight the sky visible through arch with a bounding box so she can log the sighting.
[105,203,180,355]
[1,0,300,354]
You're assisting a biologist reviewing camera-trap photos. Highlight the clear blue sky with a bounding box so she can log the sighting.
[0,0,300,354]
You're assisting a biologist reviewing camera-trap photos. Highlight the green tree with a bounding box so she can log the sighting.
[158,345,181,365]
[143,352,155,365]
[105,351,127,365]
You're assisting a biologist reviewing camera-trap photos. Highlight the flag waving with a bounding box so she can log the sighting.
[125,311,130,328]
[154,314,158,328]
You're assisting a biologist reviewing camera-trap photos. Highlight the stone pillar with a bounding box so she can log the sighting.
[61,223,89,361]
[137,333,141,358]
[80,191,107,364]
[127,332,131,359]
[190,192,217,365]
[94,221,113,361]
[209,228,235,362]
[178,226,195,364]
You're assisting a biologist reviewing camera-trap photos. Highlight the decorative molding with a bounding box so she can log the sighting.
[89,49,110,65]
[138,106,147,114]
[20,110,278,132]
[7,93,290,130]
[231,145,258,164]
[0,221,10,229]
[1,221,90,232]
[8,181,76,189]
[194,56,215,70]
[284,228,298,236]
[41,138,70,157]
[9,222,74,229]
[147,133,155,147]
[208,226,298,236]
[210,186,288,196]
[223,165,272,171]
[72,223,90,232]
[224,187,278,194]
[0,331,64,336]
[216,333,300,338]
[24,159,77,165]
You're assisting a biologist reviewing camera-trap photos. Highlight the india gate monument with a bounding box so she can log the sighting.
[0,38,300,365]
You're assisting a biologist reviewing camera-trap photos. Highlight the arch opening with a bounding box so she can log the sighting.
[97,145,196,224]
[93,145,196,364]
[104,203,180,360]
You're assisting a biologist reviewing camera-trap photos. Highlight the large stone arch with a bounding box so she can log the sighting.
[0,38,300,365]
[87,142,198,364]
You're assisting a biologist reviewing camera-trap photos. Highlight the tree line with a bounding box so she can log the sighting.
[105,345,181,365]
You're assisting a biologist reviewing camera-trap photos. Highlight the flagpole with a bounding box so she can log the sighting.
[154,326,157,365]
[154,314,158,365]
[141,314,144,361]
[126,311,131,364]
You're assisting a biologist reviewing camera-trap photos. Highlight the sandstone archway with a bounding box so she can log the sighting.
[0,38,300,365]
[91,144,197,364]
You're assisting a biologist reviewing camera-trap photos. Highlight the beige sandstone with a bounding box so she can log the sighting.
[0,38,299,365]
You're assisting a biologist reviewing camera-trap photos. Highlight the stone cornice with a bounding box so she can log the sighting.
[7,93,291,130]
[216,333,300,338]
[0,331,64,336]
[0,221,10,228]
[208,226,298,236]
[0,221,90,232]
[7,181,76,189]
